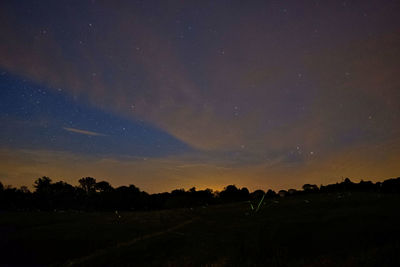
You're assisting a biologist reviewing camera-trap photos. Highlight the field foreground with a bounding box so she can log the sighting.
[1,192,400,266]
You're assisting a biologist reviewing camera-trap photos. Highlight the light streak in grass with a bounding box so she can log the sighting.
[255,193,266,212]
[248,193,266,213]
[248,201,254,211]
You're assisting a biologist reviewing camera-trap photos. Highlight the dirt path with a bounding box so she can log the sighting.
[63,218,197,266]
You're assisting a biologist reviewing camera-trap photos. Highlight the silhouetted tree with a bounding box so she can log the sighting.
[382,177,400,193]
[51,181,77,209]
[113,184,144,210]
[376,182,382,192]
[95,181,114,193]
[198,188,214,204]
[240,187,250,199]
[219,185,239,202]
[288,189,297,195]
[250,189,265,200]
[79,177,97,193]
[220,185,249,202]
[278,190,287,197]
[171,189,185,196]
[1,185,32,210]
[343,178,355,191]
[4,175,400,212]
[33,176,54,210]
[34,176,52,194]
[19,186,30,194]
[302,184,319,192]
[188,188,214,206]
[358,180,375,192]
[266,189,277,198]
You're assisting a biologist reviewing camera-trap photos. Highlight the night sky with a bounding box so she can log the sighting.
[1,0,400,193]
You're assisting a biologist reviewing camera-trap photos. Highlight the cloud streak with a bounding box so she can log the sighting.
[63,127,107,137]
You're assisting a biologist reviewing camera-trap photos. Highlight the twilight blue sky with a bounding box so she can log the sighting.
[0,72,191,157]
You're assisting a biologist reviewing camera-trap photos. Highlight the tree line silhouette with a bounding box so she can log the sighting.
[1,176,400,211]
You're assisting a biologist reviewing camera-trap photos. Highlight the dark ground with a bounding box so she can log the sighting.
[1,192,400,266]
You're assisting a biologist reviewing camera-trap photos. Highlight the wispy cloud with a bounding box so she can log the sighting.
[63,127,107,137]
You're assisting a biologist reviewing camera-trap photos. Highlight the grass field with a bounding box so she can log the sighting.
[1,192,400,266]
